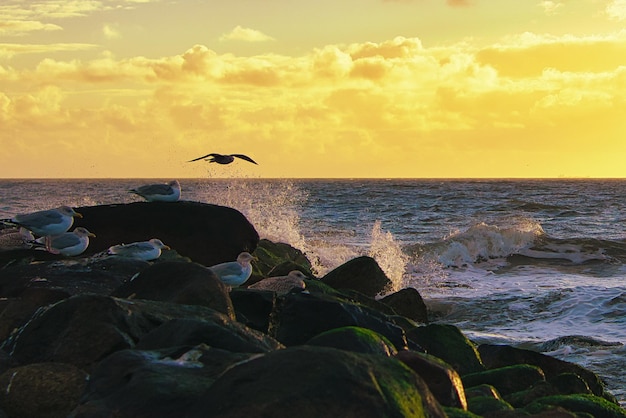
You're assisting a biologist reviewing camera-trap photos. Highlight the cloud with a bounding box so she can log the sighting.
[103,24,121,40]
[606,0,626,20]
[538,1,564,15]
[0,43,98,59]
[0,20,63,37]
[219,26,275,42]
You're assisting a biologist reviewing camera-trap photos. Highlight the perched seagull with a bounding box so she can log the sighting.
[1,206,82,237]
[187,153,258,165]
[129,180,181,202]
[247,270,308,294]
[208,252,256,287]
[107,238,170,261]
[31,227,95,256]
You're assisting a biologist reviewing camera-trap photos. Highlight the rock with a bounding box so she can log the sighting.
[467,396,515,416]
[306,326,398,356]
[189,345,446,418]
[251,239,313,281]
[320,256,392,297]
[525,394,626,418]
[71,345,252,418]
[465,384,502,400]
[230,288,276,333]
[268,291,408,351]
[478,344,607,398]
[0,362,88,418]
[74,201,259,266]
[111,261,235,318]
[136,318,283,354]
[4,294,275,371]
[406,323,485,376]
[395,350,467,410]
[381,287,429,324]
[462,364,546,396]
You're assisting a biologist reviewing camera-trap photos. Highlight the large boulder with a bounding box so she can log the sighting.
[71,346,253,418]
[189,345,446,418]
[74,201,259,266]
[381,287,429,324]
[306,326,398,356]
[320,256,392,297]
[268,291,407,350]
[111,261,234,318]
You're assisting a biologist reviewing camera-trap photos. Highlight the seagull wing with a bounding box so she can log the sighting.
[14,209,63,228]
[187,153,220,162]
[133,184,174,195]
[49,233,82,250]
[232,154,258,165]
[209,262,243,277]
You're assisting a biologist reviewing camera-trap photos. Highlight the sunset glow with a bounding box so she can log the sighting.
[1,0,625,178]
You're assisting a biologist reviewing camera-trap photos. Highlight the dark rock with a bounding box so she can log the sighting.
[268,291,408,350]
[467,396,514,416]
[549,373,592,396]
[136,318,282,353]
[320,256,392,297]
[230,288,276,333]
[335,288,397,316]
[395,350,467,410]
[381,287,429,324]
[478,344,607,398]
[0,362,88,418]
[111,261,235,318]
[190,345,446,418]
[525,394,626,418]
[406,323,485,376]
[463,364,546,396]
[465,384,502,400]
[71,345,252,418]
[74,201,259,266]
[442,407,482,417]
[306,326,398,356]
[251,239,313,280]
[4,294,275,371]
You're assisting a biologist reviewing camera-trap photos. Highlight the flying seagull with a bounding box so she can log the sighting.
[187,153,258,165]
[129,180,181,202]
[1,206,82,237]
[31,227,95,256]
[208,252,256,287]
[107,238,171,261]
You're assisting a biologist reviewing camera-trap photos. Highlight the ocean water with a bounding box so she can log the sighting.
[1,178,626,404]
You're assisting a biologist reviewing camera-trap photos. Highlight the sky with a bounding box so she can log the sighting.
[1,0,625,179]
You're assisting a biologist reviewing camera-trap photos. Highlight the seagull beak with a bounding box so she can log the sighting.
[88,232,96,237]
[163,245,171,250]
[75,212,83,218]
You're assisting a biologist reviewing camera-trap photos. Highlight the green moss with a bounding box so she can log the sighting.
[443,407,482,417]
[467,396,514,415]
[462,364,545,395]
[525,394,626,418]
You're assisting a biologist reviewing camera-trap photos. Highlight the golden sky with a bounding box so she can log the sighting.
[1,0,625,178]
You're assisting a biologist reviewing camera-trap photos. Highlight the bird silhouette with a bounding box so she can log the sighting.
[187,153,258,165]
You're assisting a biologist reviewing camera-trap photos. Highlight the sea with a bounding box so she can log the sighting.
[1,178,625,404]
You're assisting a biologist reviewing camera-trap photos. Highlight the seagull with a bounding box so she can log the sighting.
[1,206,82,237]
[31,227,95,256]
[107,238,170,261]
[208,252,256,287]
[187,153,258,165]
[247,270,308,294]
[129,180,181,202]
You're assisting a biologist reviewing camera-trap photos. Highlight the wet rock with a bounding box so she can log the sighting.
[251,239,313,281]
[525,394,626,418]
[320,256,392,297]
[478,344,607,398]
[189,345,446,418]
[381,287,429,324]
[71,345,252,418]
[230,288,276,333]
[74,201,259,266]
[0,362,88,418]
[136,318,282,353]
[406,323,485,376]
[462,364,546,396]
[467,396,515,416]
[306,326,398,356]
[268,291,408,350]
[4,294,269,371]
[111,261,235,318]
[395,350,467,410]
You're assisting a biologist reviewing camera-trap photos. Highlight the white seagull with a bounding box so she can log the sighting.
[208,252,256,287]
[33,227,95,256]
[187,153,258,165]
[247,270,308,294]
[1,206,82,237]
[107,238,170,261]
[129,180,181,202]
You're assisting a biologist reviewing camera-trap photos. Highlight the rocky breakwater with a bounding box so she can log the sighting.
[0,201,624,417]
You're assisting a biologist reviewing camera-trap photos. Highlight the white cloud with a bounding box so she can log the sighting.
[606,0,626,20]
[219,26,275,42]
[103,24,121,40]
[538,1,564,15]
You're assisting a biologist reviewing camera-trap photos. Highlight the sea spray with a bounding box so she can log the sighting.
[368,220,409,294]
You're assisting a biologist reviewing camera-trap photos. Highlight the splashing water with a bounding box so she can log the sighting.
[368,220,409,294]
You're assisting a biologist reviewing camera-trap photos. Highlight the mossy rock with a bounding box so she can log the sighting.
[252,239,313,278]
[525,394,626,418]
[467,396,514,416]
[406,323,484,376]
[306,326,398,356]
[465,384,502,400]
[443,406,481,417]
[463,364,545,395]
